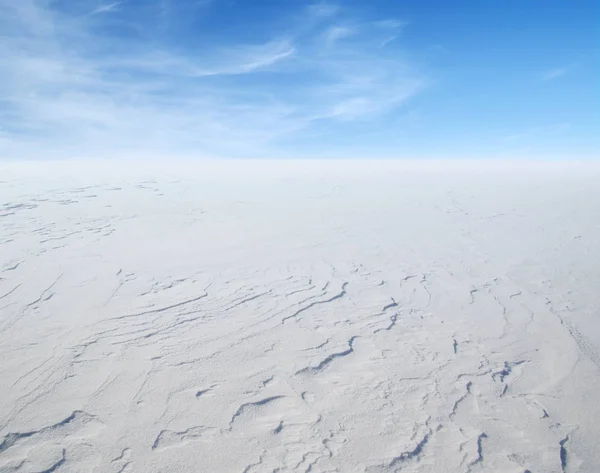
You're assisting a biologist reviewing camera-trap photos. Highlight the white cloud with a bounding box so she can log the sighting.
[0,0,426,159]
[322,26,355,47]
[322,78,425,121]
[215,41,296,75]
[380,36,398,48]
[307,3,340,18]
[374,19,408,29]
[373,19,406,48]
[119,40,295,77]
[91,2,123,15]
[542,67,568,81]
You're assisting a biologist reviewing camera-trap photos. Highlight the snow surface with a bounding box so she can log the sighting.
[1,159,600,473]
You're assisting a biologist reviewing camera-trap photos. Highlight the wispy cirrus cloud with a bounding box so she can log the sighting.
[374,19,408,29]
[542,67,569,81]
[117,40,295,77]
[0,0,424,159]
[322,25,356,47]
[374,18,407,47]
[91,2,124,15]
[307,2,339,18]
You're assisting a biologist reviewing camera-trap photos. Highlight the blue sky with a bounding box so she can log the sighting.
[0,0,597,159]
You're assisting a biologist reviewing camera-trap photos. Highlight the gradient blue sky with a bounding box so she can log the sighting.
[0,0,597,159]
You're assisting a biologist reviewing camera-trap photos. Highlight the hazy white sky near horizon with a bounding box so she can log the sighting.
[0,0,597,160]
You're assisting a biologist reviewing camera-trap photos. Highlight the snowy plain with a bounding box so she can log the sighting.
[1,159,600,473]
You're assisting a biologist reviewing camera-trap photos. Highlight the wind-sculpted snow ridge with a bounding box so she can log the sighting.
[1,159,600,472]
